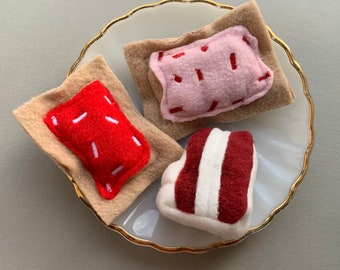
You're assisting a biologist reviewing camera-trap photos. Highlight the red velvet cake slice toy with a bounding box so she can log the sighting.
[156,128,257,240]
[13,56,183,225]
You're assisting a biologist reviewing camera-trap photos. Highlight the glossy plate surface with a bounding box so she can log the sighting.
[68,0,314,253]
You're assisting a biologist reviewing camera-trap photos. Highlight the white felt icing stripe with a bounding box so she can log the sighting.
[72,112,87,124]
[111,165,124,176]
[104,95,113,105]
[51,115,58,126]
[105,116,119,124]
[195,129,230,220]
[106,183,113,193]
[91,142,99,158]
[132,136,141,146]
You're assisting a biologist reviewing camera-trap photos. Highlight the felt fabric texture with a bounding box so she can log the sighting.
[149,26,273,123]
[124,0,294,140]
[156,128,257,240]
[13,56,183,225]
[44,80,151,200]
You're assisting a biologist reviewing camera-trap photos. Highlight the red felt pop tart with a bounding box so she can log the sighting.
[156,128,257,240]
[44,80,150,200]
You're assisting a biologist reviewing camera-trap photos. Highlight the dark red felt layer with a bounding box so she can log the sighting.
[175,128,212,213]
[218,131,254,224]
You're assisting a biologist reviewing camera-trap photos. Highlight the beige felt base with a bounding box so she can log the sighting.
[124,0,295,140]
[13,56,183,225]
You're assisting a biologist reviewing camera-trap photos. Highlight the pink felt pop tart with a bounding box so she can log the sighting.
[124,0,295,140]
[149,26,273,123]
[156,128,257,240]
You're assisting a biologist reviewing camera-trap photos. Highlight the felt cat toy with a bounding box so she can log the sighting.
[13,56,183,225]
[124,0,294,140]
[157,128,257,240]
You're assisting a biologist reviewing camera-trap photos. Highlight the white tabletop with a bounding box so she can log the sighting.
[1,1,339,269]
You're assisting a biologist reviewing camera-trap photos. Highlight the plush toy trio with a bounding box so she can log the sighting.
[14,1,294,240]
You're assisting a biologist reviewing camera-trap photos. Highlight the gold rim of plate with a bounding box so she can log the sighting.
[66,0,315,253]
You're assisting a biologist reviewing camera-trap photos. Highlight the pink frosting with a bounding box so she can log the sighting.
[149,26,274,123]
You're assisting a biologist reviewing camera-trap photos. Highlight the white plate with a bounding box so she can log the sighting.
[69,0,314,253]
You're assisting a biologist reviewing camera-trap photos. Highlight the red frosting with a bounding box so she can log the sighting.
[44,80,150,200]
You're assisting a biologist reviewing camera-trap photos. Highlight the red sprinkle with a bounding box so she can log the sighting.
[230,53,237,70]
[172,52,185,59]
[169,107,183,114]
[158,51,164,61]
[201,45,209,52]
[195,69,204,81]
[208,100,219,112]
[242,35,251,46]
[258,71,271,81]
[173,75,182,83]
[232,98,244,105]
